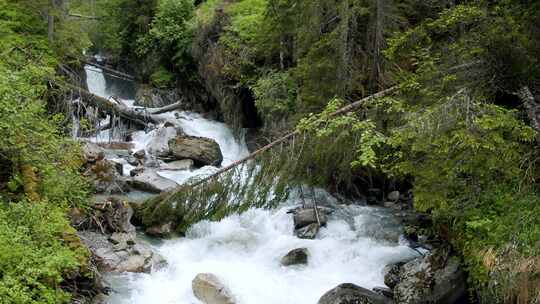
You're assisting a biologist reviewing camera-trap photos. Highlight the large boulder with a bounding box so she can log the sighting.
[168,135,223,166]
[383,262,405,289]
[318,283,392,304]
[389,249,466,304]
[192,273,235,304]
[281,248,308,266]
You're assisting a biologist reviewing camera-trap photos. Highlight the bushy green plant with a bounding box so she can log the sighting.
[150,66,175,88]
[252,70,297,123]
[0,2,91,302]
[0,202,88,304]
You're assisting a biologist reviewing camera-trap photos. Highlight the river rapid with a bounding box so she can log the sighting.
[83,65,419,304]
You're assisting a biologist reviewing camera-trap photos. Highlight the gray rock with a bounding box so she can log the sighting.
[281,248,308,266]
[192,273,235,304]
[392,249,466,304]
[83,159,129,194]
[295,223,319,239]
[146,126,178,157]
[160,159,195,171]
[293,208,328,229]
[78,231,166,274]
[146,222,173,237]
[168,135,223,166]
[383,262,405,289]
[93,199,136,233]
[387,191,400,202]
[128,170,177,193]
[126,156,139,166]
[372,287,393,298]
[83,142,105,163]
[133,149,146,159]
[130,166,145,177]
[318,283,392,304]
[135,85,180,108]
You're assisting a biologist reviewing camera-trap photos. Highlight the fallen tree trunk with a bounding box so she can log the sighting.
[68,84,156,126]
[150,101,184,114]
[82,60,135,81]
[163,85,399,194]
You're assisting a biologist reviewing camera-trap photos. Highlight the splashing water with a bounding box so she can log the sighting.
[83,66,418,304]
[107,203,417,304]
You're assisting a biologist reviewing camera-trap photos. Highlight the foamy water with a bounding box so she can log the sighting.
[83,65,417,304]
[106,205,417,304]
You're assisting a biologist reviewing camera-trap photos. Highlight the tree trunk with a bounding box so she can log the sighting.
[47,6,54,42]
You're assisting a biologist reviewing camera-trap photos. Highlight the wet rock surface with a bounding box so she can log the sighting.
[76,199,166,274]
[128,169,178,193]
[318,283,392,304]
[82,143,129,194]
[78,231,165,273]
[192,273,236,304]
[168,135,223,166]
[281,248,309,266]
[384,249,466,304]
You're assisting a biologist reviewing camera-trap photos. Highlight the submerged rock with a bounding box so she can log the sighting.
[281,248,308,266]
[389,249,466,304]
[318,283,392,304]
[168,135,223,166]
[192,273,235,304]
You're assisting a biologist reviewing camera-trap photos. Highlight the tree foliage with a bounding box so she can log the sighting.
[0,1,91,302]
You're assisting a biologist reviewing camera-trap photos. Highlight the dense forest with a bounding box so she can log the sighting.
[0,0,539,303]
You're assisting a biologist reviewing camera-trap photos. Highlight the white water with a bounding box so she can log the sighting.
[83,66,418,304]
[83,65,249,185]
[107,204,416,304]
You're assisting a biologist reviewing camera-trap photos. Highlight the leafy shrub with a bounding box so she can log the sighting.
[150,66,175,88]
[0,202,89,304]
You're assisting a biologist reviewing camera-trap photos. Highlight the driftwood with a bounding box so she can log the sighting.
[161,86,399,199]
